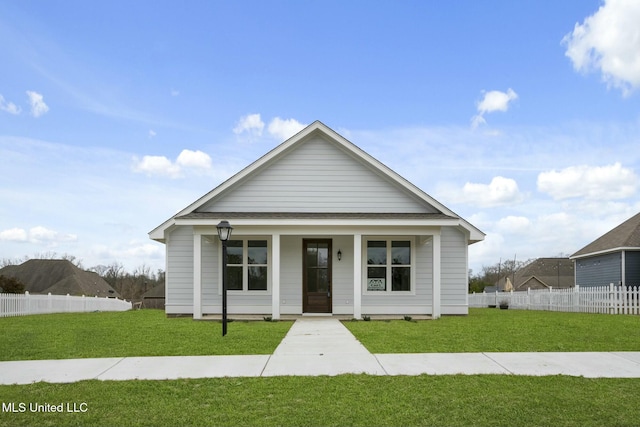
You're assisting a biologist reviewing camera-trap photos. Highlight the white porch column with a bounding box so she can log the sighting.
[193,232,202,320]
[353,233,362,319]
[432,232,441,319]
[271,233,281,320]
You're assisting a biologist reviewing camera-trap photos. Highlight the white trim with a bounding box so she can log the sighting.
[217,236,272,295]
[353,234,362,319]
[193,232,202,320]
[432,232,441,319]
[362,237,416,295]
[272,233,281,320]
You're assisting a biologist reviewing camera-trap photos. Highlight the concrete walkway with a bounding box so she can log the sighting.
[2,318,640,385]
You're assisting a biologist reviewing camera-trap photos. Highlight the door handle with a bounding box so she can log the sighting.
[327,285,331,298]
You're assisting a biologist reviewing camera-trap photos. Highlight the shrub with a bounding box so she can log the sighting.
[0,275,25,293]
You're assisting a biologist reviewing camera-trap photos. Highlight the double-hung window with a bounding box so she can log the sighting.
[225,239,268,291]
[366,239,412,292]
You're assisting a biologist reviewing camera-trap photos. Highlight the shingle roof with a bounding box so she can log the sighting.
[571,212,640,258]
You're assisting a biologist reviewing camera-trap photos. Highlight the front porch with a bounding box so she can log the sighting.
[189,223,446,320]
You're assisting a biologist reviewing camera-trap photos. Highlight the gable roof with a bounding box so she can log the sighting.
[0,259,121,297]
[495,258,574,290]
[571,212,640,258]
[150,121,484,242]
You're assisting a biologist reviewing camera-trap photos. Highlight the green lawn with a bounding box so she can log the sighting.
[1,376,639,427]
[1,308,640,426]
[344,308,640,353]
[0,310,292,360]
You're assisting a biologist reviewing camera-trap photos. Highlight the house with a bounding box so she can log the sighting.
[0,259,121,298]
[570,212,640,287]
[141,283,165,309]
[149,121,484,319]
[493,258,574,291]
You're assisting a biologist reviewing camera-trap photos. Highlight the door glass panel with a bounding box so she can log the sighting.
[367,241,386,265]
[317,245,329,268]
[227,240,243,265]
[307,268,317,292]
[317,269,329,292]
[306,246,318,268]
[248,266,267,290]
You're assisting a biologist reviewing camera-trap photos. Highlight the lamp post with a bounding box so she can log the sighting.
[216,220,233,336]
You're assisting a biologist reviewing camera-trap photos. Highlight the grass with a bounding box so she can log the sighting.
[0,310,293,360]
[1,375,639,426]
[344,308,640,353]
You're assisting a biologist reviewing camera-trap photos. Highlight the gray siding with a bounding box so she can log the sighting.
[441,227,468,306]
[280,236,302,314]
[332,235,354,314]
[575,252,621,286]
[201,237,219,307]
[625,251,640,286]
[198,136,435,213]
[166,226,194,309]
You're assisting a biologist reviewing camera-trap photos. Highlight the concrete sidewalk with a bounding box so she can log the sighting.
[2,318,640,385]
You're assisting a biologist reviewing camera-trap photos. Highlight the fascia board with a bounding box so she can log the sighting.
[570,247,639,260]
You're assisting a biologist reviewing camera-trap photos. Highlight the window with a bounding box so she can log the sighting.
[366,239,412,292]
[225,239,268,291]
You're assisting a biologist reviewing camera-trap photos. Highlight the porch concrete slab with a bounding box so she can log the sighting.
[96,355,270,381]
[374,353,510,376]
[485,352,640,378]
[0,358,123,385]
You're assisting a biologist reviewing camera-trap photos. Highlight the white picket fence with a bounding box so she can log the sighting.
[469,284,640,315]
[0,292,132,317]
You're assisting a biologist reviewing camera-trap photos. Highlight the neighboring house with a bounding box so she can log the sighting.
[149,121,484,319]
[493,258,574,291]
[570,212,640,287]
[0,259,121,297]
[141,283,165,309]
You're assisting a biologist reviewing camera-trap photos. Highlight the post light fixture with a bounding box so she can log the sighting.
[216,220,233,336]
[337,249,342,261]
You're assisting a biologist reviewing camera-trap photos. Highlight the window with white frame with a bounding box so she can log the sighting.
[366,239,412,292]
[226,239,268,291]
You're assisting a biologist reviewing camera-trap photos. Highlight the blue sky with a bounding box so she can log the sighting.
[1,0,639,276]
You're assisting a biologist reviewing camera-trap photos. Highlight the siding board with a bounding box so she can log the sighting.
[198,136,435,214]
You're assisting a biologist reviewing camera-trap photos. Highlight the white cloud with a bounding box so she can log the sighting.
[0,95,21,115]
[148,129,157,138]
[132,149,212,178]
[537,163,638,200]
[132,155,181,178]
[0,227,28,242]
[459,176,525,207]
[26,91,49,117]
[233,113,265,138]
[471,88,518,128]
[176,149,212,169]
[563,0,640,95]
[0,226,77,244]
[170,89,180,96]
[495,216,532,234]
[267,117,306,141]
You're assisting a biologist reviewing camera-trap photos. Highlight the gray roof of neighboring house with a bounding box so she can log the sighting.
[496,258,574,290]
[571,212,640,258]
[142,283,165,299]
[0,259,121,298]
